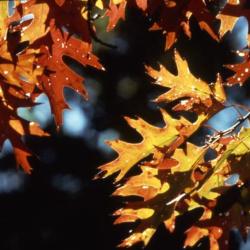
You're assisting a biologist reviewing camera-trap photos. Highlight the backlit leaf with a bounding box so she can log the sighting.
[96,109,206,182]
[147,52,226,112]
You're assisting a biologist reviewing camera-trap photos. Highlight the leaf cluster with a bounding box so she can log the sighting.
[1,1,250,250]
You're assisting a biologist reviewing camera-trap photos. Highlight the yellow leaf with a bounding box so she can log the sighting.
[113,165,170,201]
[9,1,50,44]
[230,127,250,156]
[0,1,8,40]
[96,109,206,182]
[211,74,226,104]
[114,208,154,223]
[0,42,41,87]
[197,170,227,200]
[217,0,241,37]
[113,142,208,248]
[96,0,104,9]
[146,51,225,111]
[118,228,156,248]
[195,128,250,201]
[113,0,126,4]
[171,142,206,173]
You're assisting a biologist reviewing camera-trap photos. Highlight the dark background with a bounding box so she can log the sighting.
[0,4,250,250]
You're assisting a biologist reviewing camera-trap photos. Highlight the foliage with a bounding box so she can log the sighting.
[2,0,250,249]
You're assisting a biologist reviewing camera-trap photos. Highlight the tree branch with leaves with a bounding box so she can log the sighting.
[1,0,250,249]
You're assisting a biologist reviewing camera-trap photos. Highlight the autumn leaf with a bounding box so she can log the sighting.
[105,0,221,49]
[96,109,206,182]
[153,0,219,49]
[0,0,104,171]
[146,51,226,113]
[0,1,9,40]
[226,51,250,85]
[109,117,250,249]
[182,128,250,249]
[105,0,149,32]
[8,0,103,126]
[106,0,127,31]
[2,1,250,250]
[11,0,92,44]
[37,20,103,126]
[190,128,250,202]
[105,0,249,49]
[8,1,50,45]
[113,142,207,247]
[0,41,42,88]
[215,127,250,184]
[139,0,191,49]
[0,79,48,173]
[217,0,250,38]
[136,0,147,11]
[113,165,171,202]
[185,226,222,250]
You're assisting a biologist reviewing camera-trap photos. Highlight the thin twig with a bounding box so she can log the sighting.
[166,111,250,207]
[205,111,250,146]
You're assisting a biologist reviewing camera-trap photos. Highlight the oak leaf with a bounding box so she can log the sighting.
[0,1,9,40]
[182,128,250,249]
[185,226,222,250]
[110,120,250,248]
[113,142,207,247]
[146,52,226,113]
[37,20,102,126]
[217,0,250,39]
[226,51,250,85]
[106,0,127,32]
[96,109,206,182]
[0,79,48,173]
[149,0,218,49]
[0,41,41,88]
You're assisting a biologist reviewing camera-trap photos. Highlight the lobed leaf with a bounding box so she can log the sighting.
[113,142,207,247]
[147,51,226,112]
[96,109,206,182]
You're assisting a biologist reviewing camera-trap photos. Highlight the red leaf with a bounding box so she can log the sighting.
[106,1,127,31]
[38,20,103,126]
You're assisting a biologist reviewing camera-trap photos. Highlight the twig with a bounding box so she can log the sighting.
[205,111,250,146]
[165,111,250,207]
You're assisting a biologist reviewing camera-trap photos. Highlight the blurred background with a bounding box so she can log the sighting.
[1,2,250,250]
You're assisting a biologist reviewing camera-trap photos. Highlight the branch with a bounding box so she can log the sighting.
[166,112,250,208]
[205,111,250,146]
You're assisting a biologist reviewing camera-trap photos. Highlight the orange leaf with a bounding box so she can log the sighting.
[38,20,103,126]
[106,1,127,31]
[147,52,226,112]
